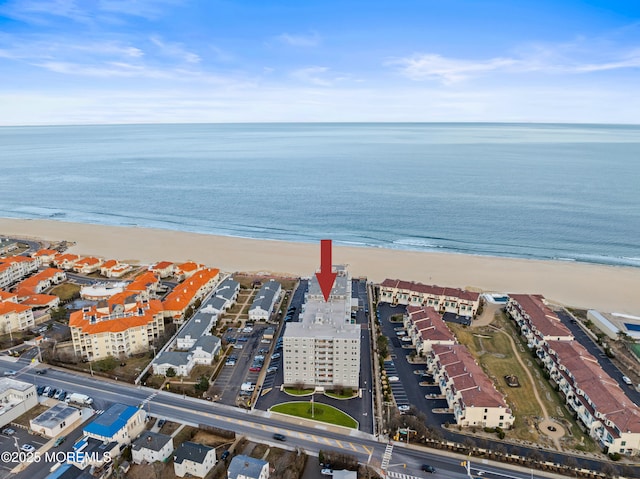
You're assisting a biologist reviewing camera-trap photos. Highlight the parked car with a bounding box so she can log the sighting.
[53,389,64,400]
[271,353,281,360]
[421,464,436,473]
[321,469,333,476]
[233,344,243,349]
[3,370,17,376]
[273,433,286,441]
[220,450,230,460]
[398,405,410,413]
[53,436,66,447]
[21,444,36,453]
[267,366,278,373]
[58,391,67,401]
[35,369,47,375]
[1,428,16,436]
[249,366,261,372]
[47,388,58,398]
[37,385,45,395]
[157,419,166,428]
[622,376,633,385]
[388,376,400,382]
[42,386,51,396]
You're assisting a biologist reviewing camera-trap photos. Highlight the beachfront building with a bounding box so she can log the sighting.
[31,248,59,265]
[404,306,456,355]
[0,300,35,332]
[162,268,220,323]
[283,266,360,390]
[149,261,175,278]
[73,257,103,274]
[248,280,281,321]
[174,442,217,478]
[228,455,270,479]
[100,260,132,278]
[0,255,39,289]
[506,294,574,348]
[0,378,38,428]
[379,279,481,317]
[69,297,164,360]
[0,290,17,302]
[52,253,82,270]
[126,271,161,297]
[175,261,205,281]
[14,267,67,296]
[427,344,514,429]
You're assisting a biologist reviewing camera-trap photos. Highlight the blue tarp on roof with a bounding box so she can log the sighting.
[83,403,138,439]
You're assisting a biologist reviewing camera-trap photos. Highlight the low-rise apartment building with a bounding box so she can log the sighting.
[82,403,146,446]
[100,260,132,278]
[73,257,103,274]
[404,306,456,355]
[163,268,220,322]
[149,261,175,278]
[70,297,164,360]
[283,267,360,390]
[52,253,81,270]
[427,344,514,429]
[0,300,35,332]
[14,267,67,296]
[132,431,174,464]
[248,280,281,321]
[507,294,574,347]
[0,255,39,289]
[379,279,480,317]
[174,441,217,478]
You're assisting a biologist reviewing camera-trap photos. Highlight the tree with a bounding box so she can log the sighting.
[195,375,209,392]
[165,367,176,378]
[50,306,67,321]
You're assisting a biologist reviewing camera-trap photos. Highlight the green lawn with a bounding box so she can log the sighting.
[283,387,314,396]
[629,343,640,361]
[270,401,358,428]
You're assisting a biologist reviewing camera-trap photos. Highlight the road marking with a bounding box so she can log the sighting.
[335,439,343,448]
[348,442,358,451]
[362,445,373,454]
[386,472,421,479]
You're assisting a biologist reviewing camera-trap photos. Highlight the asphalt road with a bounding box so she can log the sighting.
[0,358,634,478]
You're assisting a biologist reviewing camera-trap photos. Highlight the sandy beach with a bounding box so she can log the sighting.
[2,217,639,314]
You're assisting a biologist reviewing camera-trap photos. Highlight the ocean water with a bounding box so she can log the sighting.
[1,123,639,267]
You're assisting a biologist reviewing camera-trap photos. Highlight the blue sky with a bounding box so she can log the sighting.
[1,0,639,124]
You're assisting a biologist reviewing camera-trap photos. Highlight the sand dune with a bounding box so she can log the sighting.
[2,217,639,314]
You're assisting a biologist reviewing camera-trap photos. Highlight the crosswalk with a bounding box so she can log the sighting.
[381,443,393,469]
[386,471,422,479]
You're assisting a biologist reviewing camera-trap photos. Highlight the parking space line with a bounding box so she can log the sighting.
[335,439,344,448]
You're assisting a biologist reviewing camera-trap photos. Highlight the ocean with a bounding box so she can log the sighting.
[1,123,639,267]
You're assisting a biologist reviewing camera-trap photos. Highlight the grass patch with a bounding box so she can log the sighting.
[325,389,356,399]
[284,387,314,396]
[172,425,197,446]
[15,404,50,428]
[270,401,358,428]
[50,283,81,302]
[629,343,640,361]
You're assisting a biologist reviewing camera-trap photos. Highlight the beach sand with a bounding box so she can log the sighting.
[2,217,639,314]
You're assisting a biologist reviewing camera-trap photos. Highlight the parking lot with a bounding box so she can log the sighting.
[378,302,454,426]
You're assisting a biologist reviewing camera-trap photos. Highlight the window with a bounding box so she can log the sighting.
[499,415,504,420]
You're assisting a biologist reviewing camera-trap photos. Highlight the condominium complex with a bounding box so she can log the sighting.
[70,297,164,360]
[163,268,220,322]
[403,306,456,355]
[283,266,360,390]
[379,279,480,317]
[427,344,514,429]
[0,255,39,289]
[507,294,640,455]
[248,279,281,321]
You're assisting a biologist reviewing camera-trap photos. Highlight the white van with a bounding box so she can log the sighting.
[622,376,633,385]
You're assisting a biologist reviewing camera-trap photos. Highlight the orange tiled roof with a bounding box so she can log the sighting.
[21,294,59,306]
[162,268,219,311]
[101,259,118,269]
[0,301,31,315]
[176,261,202,273]
[0,290,17,301]
[127,271,159,292]
[0,255,36,265]
[69,299,163,334]
[54,253,80,262]
[33,249,58,257]
[75,257,101,266]
[151,261,173,270]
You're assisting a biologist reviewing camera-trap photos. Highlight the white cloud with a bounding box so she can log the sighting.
[391,45,640,84]
[291,66,332,86]
[277,32,321,47]
[150,36,201,64]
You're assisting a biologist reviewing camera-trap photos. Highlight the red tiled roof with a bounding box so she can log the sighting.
[20,294,58,307]
[151,261,173,270]
[0,301,31,315]
[380,279,480,301]
[163,268,219,312]
[69,299,163,334]
[408,306,455,342]
[510,294,572,338]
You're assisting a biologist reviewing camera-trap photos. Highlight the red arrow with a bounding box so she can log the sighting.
[315,239,337,302]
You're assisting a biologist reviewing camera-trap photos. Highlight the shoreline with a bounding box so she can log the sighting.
[2,217,640,314]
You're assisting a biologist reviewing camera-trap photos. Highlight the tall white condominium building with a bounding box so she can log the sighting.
[283,266,360,390]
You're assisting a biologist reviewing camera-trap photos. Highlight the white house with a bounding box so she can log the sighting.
[132,431,174,464]
[248,280,281,321]
[174,441,217,478]
[29,403,81,438]
[228,455,269,479]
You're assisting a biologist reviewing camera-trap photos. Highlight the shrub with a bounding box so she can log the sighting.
[608,452,621,461]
